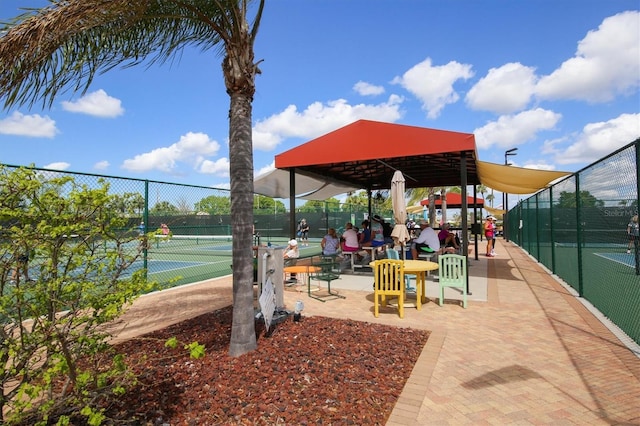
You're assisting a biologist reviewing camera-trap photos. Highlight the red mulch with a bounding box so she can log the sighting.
[105,305,430,425]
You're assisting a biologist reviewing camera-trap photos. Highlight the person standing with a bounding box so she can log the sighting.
[627,214,639,254]
[485,216,496,257]
[299,218,310,247]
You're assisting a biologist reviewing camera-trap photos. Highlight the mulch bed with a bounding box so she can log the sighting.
[105,305,430,425]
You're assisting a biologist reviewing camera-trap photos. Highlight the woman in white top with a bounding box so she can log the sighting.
[341,223,359,252]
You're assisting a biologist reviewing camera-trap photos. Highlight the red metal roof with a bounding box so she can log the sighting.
[420,193,484,208]
[274,119,479,190]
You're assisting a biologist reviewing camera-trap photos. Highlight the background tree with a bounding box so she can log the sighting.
[298,200,326,213]
[150,200,179,215]
[252,194,285,214]
[111,192,146,217]
[175,197,193,214]
[556,190,604,208]
[195,195,232,215]
[343,190,369,210]
[0,0,266,357]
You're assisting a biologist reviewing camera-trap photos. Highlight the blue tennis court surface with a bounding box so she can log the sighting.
[112,259,210,278]
[594,252,636,268]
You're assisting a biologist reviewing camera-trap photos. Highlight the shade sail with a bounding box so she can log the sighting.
[407,204,425,214]
[420,193,484,208]
[477,161,571,195]
[484,205,506,216]
[254,169,359,200]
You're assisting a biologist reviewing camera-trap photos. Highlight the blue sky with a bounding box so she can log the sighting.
[0,1,639,208]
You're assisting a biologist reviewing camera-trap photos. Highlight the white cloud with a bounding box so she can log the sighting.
[474,108,562,150]
[536,11,640,103]
[556,113,640,165]
[43,162,70,170]
[391,57,474,119]
[520,162,557,171]
[353,81,385,96]
[252,95,403,150]
[61,89,125,118]
[255,161,275,177]
[121,132,221,173]
[0,111,57,138]
[199,157,230,177]
[466,63,537,114]
[93,161,110,171]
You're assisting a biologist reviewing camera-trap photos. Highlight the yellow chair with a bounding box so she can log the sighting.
[386,248,415,292]
[373,259,405,318]
[438,254,467,308]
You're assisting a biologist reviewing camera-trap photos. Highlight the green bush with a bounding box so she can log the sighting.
[0,166,155,424]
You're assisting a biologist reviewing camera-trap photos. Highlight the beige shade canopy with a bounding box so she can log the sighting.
[476,161,571,195]
[390,170,410,245]
[484,205,506,216]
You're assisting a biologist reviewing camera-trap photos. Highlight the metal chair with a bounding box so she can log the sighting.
[309,259,345,302]
[437,254,467,308]
[373,259,405,318]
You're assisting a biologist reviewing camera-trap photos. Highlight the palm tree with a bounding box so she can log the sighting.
[0,0,265,357]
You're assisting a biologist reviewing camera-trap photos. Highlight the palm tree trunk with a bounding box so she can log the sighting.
[228,91,257,357]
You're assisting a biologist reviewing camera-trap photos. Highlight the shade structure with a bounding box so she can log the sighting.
[420,193,484,209]
[406,204,425,214]
[390,170,410,247]
[253,168,359,200]
[476,161,570,195]
[484,205,506,217]
[274,119,480,190]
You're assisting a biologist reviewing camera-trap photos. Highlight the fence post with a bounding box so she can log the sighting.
[575,174,584,297]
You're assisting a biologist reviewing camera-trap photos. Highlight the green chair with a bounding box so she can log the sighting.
[437,254,467,308]
[309,259,345,302]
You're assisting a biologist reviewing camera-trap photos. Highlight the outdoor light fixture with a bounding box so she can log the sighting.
[503,148,518,242]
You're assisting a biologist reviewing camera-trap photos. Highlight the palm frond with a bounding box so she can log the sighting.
[0,0,261,109]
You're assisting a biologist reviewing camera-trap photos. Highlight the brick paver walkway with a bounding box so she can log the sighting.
[113,239,640,425]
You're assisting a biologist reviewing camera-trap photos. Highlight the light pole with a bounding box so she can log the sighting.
[503,148,518,242]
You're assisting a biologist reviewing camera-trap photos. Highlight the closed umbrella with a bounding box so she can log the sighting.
[390,170,410,257]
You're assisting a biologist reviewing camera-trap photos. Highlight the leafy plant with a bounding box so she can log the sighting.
[0,166,154,424]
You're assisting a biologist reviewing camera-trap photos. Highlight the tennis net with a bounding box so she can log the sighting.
[147,234,234,257]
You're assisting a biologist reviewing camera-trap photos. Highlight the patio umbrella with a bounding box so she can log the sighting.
[390,170,410,256]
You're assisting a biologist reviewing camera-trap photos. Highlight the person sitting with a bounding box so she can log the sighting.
[283,239,300,283]
[438,223,460,252]
[411,220,457,260]
[341,223,360,253]
[359,220,372,247]
[370,215,386,248]
[321,228,341,257]
[283,239,299,265]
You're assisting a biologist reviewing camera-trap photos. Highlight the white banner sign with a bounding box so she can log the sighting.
[258,277,276,331]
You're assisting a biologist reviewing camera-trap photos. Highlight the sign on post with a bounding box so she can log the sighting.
[258,277,276,331]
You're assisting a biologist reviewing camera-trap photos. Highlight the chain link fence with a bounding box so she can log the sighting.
[507,139,640,346]
[0,164,392,290]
